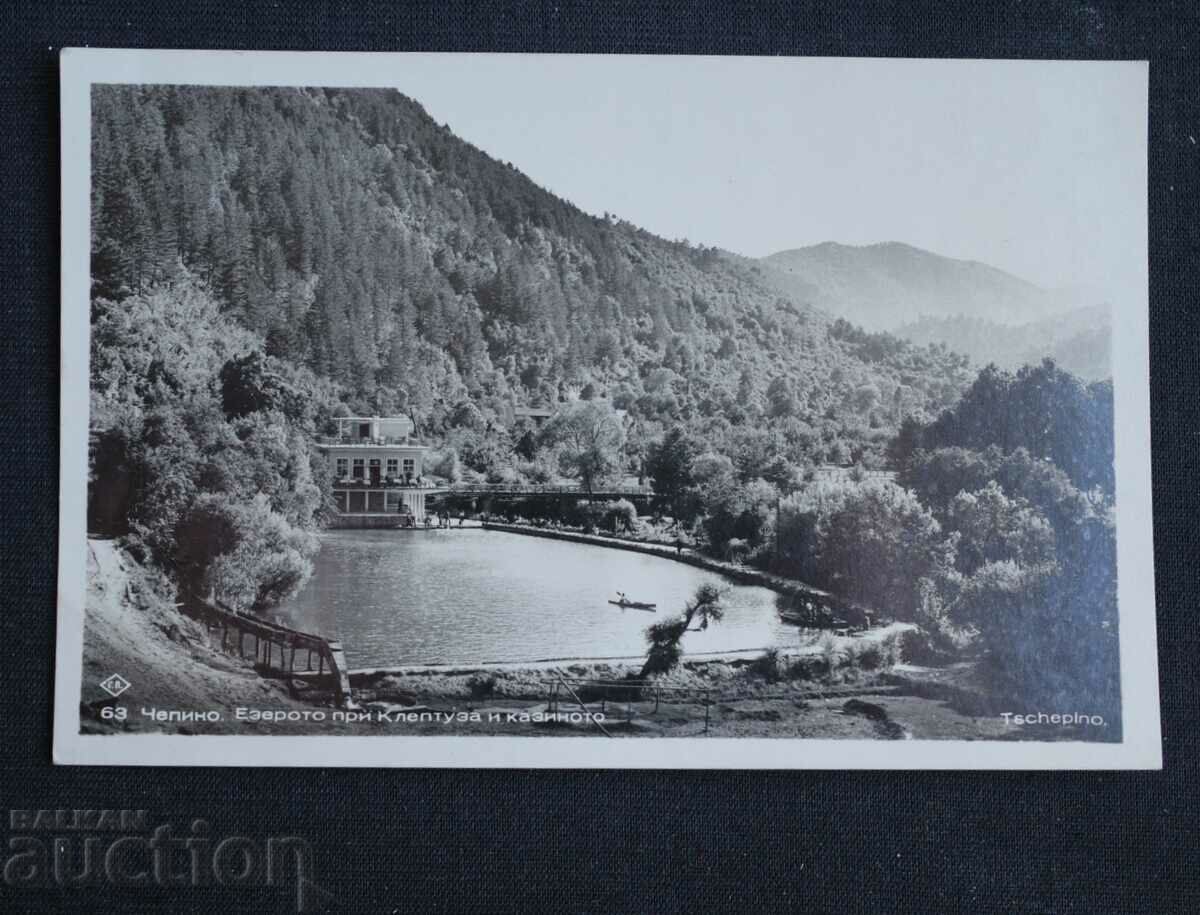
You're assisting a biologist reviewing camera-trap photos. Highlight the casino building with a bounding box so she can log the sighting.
[315,416,441,525]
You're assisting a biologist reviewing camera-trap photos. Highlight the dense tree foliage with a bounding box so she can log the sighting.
[946,482,1056,576]
[895,308,1112,382]
[89,86,1120,718]
[884,366,1120,718]
[89,278,336,611]
[645,427,702,519]
[539,401,625,496]
[892,359,1114,494]
[777,483,955,621]
[88,84,978,621]
[92,85,971,473]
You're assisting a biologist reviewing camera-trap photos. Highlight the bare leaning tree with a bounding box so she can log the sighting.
[640,583,726,677]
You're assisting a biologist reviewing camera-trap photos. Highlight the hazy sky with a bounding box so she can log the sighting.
[382,55,1147,301]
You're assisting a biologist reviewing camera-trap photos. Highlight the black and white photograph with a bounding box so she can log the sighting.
[54,50,1159,768]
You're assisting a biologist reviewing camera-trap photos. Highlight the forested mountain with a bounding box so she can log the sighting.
[757,241,1093,331]
[91,86,972,467]
[89,86,1119,711]
[894,305,1112,381]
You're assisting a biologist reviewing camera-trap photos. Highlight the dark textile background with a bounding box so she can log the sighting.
[1,2,1196,912]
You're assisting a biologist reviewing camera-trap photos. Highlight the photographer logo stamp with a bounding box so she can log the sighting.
[98,674,130,698]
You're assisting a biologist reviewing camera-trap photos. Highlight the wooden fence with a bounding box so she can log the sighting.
[183,593,354,708]
[543,677,715,735]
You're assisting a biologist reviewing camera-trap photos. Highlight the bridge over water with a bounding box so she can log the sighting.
[443,482,654,499]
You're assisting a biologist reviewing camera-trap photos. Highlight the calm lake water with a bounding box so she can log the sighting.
[277,529,795,668]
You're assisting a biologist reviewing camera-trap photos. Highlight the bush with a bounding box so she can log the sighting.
[485,464,518,485]
[750,648,783,683]
[219,502,315,611]
[818,631,840,671]
[177,493,318,612]
[89,279,334,616]
[698,476,778,559]
[958,550,1119,718]
[789,655,826,681]
[466,675,498,704]
[575,500,609,533]
[515,457,555,484]
[849,640,884,671]
[725,537,750,563]
[428,448,461,483]
[777,481,955,621]
[605,498,638,533]
[902,624,968,667]
[846,633,901,672]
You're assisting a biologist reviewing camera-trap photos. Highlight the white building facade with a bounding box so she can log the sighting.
[316,417,437,522]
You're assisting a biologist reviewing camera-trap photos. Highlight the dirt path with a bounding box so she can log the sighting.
[81,540,369,735]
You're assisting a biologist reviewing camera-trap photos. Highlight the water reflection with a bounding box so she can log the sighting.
[278,529,797,667]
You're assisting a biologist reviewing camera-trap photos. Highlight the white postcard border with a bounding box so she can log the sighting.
[54,49,1161,769]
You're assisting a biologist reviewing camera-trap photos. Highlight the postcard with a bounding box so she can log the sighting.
[55,50,1159,767]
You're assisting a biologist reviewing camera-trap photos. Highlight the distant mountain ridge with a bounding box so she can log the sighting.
[895,305,1112,381]
[758,241,1094,331]
[89,85,975,469]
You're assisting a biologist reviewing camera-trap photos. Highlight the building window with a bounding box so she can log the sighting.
[335,458,349,479]
[386,458,399,477]
[352,458,365,480]
[403,458,415,478]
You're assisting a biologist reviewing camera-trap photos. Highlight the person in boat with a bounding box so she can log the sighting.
[616,591,627,604]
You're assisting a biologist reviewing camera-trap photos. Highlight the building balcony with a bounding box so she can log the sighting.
[316,435,432,448]
[332,477,442,490]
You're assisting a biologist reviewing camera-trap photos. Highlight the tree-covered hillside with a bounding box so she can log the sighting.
[894,306,1112,381]
[88,86,1120,715]
[91,85,971,466]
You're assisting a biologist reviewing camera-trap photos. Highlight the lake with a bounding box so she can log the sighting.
[277,529,796,668]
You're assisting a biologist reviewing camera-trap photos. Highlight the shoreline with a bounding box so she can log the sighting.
[321,520,885,677]
[348,624,915,680]
[82,538,1096,742]
[349,646,783,678]
[480,521,863,613]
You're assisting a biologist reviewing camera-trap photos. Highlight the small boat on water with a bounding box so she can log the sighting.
[608,595,657,611]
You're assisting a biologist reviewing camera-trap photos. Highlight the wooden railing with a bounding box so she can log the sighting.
[183,593,354,708]
[448,482,654,497]
[332,479,443,490]
[315,435,436,447]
